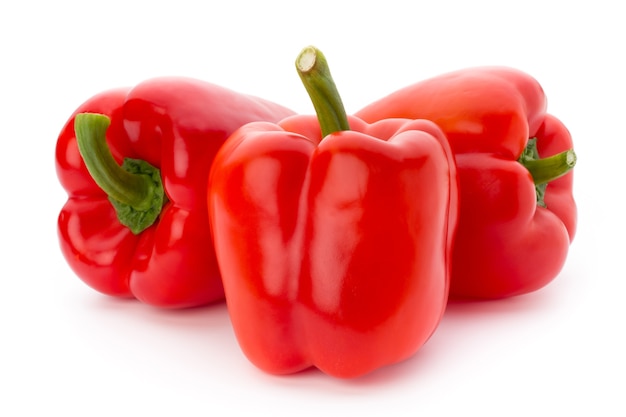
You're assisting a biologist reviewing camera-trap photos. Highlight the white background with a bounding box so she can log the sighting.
[2,1,624,415]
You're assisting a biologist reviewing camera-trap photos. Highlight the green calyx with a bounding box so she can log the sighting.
[518,138,577,208]
[295,45,350,137]
[74,113,166,234]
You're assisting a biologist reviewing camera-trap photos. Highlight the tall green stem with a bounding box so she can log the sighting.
[74,113,165,234]
[296,46,350,137]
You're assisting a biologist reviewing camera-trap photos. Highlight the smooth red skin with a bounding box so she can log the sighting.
[208,115,458,378]
[56,77,295,308]
[356,67,577,299]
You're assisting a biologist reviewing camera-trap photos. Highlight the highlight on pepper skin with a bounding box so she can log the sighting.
[55,77,295,308]
[356,66,577,300]
[207,45,459,378]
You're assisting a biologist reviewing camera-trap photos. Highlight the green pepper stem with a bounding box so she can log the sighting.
[296,46,350,137]
[74,113,165,234]
[75,113,151,208]
[517,138,576,208]
[523,148,577,185]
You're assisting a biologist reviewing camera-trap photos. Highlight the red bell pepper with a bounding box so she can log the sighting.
[208,46,458,377]
[356,67,577,299]
[56,77,295,308]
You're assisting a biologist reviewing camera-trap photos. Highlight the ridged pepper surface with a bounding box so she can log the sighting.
[208,47,458,377]
[56,77,294,308]
[357,67,577,299]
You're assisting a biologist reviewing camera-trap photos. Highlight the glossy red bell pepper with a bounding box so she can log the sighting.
[56,77,295,308]
[208,47,458,377]
[356,67,577,299]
